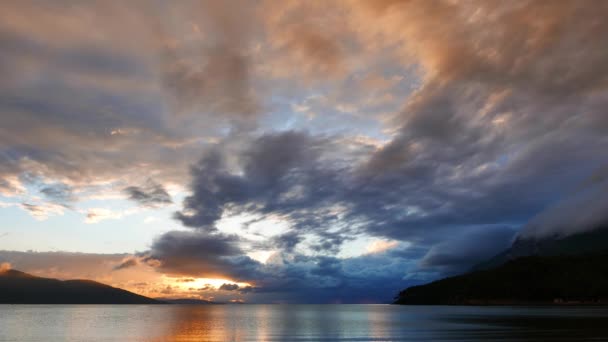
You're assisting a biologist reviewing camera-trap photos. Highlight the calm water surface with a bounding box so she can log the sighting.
[1,304,608,341]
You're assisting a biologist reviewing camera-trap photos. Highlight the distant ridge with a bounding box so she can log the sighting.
[0,269,36,278]
[0,269,162,304]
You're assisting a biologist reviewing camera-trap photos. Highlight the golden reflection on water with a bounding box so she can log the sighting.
[153,304,411,341]
[3,304,608,341]
[154,305,276,341]
[153,306,226,342]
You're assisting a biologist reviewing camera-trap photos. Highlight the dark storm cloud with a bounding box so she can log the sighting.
[174,131,348,238]
[147,230,262,280]
[123,180,172,208]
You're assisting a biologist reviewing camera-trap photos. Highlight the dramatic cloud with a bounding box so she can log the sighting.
[147,230,261,280]
[174,131,348,236]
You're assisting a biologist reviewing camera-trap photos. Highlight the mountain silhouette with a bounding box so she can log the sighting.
[0,269,162,304]
[396,226,608,305]
[395,251,608,305]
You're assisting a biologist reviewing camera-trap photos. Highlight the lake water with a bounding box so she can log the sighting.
[1,304,608,341]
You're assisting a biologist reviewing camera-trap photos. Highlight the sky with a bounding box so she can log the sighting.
[0,0,607,304]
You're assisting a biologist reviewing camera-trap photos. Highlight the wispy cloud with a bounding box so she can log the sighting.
[83,208,138,224]
[123,180,172,208]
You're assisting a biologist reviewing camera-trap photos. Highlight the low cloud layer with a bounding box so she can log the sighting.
[518,168,608,240]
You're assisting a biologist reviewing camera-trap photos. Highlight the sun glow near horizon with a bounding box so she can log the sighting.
[154,275,253,300]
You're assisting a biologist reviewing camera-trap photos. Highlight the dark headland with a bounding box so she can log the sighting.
[395,227,608,305]
[0,269,162,304]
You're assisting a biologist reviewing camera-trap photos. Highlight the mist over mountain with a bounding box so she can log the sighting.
[475,225,608,272]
